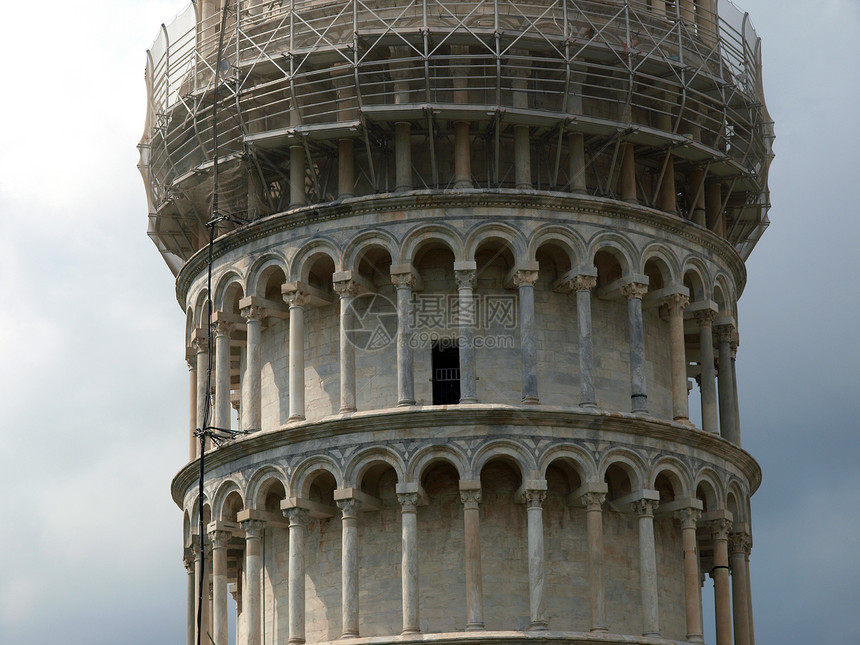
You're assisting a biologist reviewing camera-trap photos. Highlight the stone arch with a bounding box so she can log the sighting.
[344,446,406,489]
[726,480,746,523]
[399,223,464,264]
[246,464,290,509]
[406,443,469,482]
[192,289,210,329]
[183,510,192,548]
[290,455,344,499]
[599,448,647,494]
[185,307,195,350]
[214,271,245,311]
[212,479,245,521]
[694,468,725,512]
[343,230,399,275]
[650,457,693,501]
[190,495,212,529]
[528,225,586,268]
[537,444,597,483]
[247,253,290,298]
[586,232,636,276]
[680,256,713,301]
[640,243,681,289]
[471,439,536,481]
[464,222,529,265]
[713,274,735,315]
[289,237,342,283]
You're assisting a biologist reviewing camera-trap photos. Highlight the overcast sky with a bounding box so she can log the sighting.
[0,1,857,643]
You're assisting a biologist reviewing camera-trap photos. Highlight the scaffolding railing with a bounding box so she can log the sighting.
[140,0,773,267]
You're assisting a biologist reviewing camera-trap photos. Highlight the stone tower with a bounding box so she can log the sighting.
[139,1,773,644]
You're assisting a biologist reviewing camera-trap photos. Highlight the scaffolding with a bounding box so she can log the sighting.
[139,0,773,272]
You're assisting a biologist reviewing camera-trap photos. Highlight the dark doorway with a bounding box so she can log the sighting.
[432,341,460,404]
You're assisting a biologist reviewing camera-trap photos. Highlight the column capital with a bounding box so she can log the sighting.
[460,488,483,510]
[240,518,266,539]
[512,269,539,287]
[192,335,209,354]
[661,292,690,316]
[397,492,420,513]
[694,308,717,327]
[285,507,310,527]
[573,274,597,292]
[337,497,362,519]
[621,281,649,300]
[582,491,606,510]
[333,278,358,298]
[241,304,266,323]
[183,549,195,572]
[728,531,752,556]
[284,289,312,308]
[208,528,232,548]
[522,488,546,509]
[391,272,417,289]
[632,498,659,517]
[709,517,733,540]
[674,507,702,529]
[454,268,477,290]
[211,319,234,338]
[714,318,736,342]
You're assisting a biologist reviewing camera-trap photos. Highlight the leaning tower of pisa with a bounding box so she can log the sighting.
[140,1,772,644]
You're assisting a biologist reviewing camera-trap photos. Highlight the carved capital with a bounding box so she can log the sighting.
[661,292,689,317]
[186,357,196,371]
[728,531,752,556]
[333,279,358,298]
[337,497,362,519]
[391,272,416,290]
[241,519,266,540]
[512,269,539,287]
[192,336,209,354]
[212,320,233,339]
[241,304,266,323]
[674,507,702,530]
[397,492,420,513]
[454,269,476,290]
[694,309,717,328]
[632,498,658,517]
[572,274,597,292]
[285,507,310,527]
[621,282,648,300]
[714,324,735,344]
[285,290,311,308]
[208,528,232,548]
[460,489,483,510]
[183,551,195,573]
[709,518,733,541]
[523,489,546,509]
[582,491,606,510]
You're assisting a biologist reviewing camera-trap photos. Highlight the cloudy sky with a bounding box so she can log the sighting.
[0,1,857,643]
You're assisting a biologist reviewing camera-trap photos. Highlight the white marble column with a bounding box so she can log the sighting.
[391,270,416,406]
[514,269,540,404]
[242,519,265,645]
[745,548,756,645]
[569,133,587,193]
[194,540,212,645]
[194,335,209,438]
[187,356,198,460]
[209,528,231,645]
[453,121,472,188]
[397,491,420,634]
[185,552,195,645]
[659,153,676,213]
[730,531,753,645]
[622,282,649,413]
[395,122,413,192]
[620,143,637,203]
[338,139,355,199]
[241,305,264,432]
[710,518,733,645]
[455,265,477,403]
[338,497,361,637]
[333,277,358,413]
[662,292,690,423]
[675,507,704,642]
[212,320,233,432]
[715,322,738,443]
[695,309,719,433]
[285,290,309,422]
[731,340,742,446]
[573,274,598,407]
[524,485,548,630]
[633,498,660,637]
[286,507,309,644]
[460,484,484,630]
[583,491,607,632]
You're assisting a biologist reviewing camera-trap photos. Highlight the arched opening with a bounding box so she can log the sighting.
[303,469,341,642]
[602,463,638,634]
[535,243,576,407]
[684,269,709,428]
